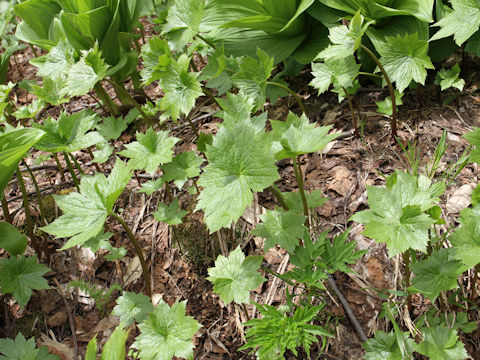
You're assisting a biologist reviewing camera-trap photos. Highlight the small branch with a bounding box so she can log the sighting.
[266,81,306,115]
[241,303,251,322]
[53,278,78,359]
[342,87,359,139]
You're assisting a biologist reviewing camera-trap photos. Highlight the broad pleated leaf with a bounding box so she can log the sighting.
[207,246,265,304]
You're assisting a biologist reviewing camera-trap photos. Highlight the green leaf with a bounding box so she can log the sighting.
[240,303,331,359]
[139,178,165,195]
[100,325,129,360]
[42,159,132,249]
[449,204,480,269]
[207,246,265,304]
[416,326,469,360]
[158,54,203,122]
[132,300,202,360]
[350,171,439,257]
[378,33,434,93]
[196,121,279,232]
[96,116,128,142]
[251,208,306,253]
[162,151,205,189]
[196,132,213,153]
[85,336,97,360]
[0,222,27,256]
[163,0,205,51]
[363,330,416,360]
[411,249,465,301]
[0,255,50,308]
[113,291,154,326]
[430,0,480,45]
[0,332,58,360]
[0,127,45,196]
[140,36,172,85]
[153,198,188,226]
[463,127,480,164]
[118,128,179,175]
[434,63,465,91]
[0,82,14,114]
[12,99,44,120]
[376,91,404,116]
[472,183,480,207]
[270,112,339,159]
[232,48,274,110]
[92,142,114,164]
[30,77,70,106]
[323,230,366,274]
[33,110,104,153]
[310,56,360,95]
[63,46,109,97]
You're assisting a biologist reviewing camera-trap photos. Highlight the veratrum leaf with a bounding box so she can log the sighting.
[0,255,50,308]
[416,326,469,360]
[118,128,179,175]
[153,198,188,225]
[434,63,465,91]
[207,246,265,304]
[411,249,465,301]
[363,330,416,360]
[42,159,132,249]
[0,332,58,360]
[196,121,279,232]
[251,208,306,253]
[378,33,434,93]
[310,56,360,95]
[132,300,202,360]
[113,291,154,326]
[100,325,129,360]
[350,171,439,257]
[430,0,480,45]
[449,204,480,269]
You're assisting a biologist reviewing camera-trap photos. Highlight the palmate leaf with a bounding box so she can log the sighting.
[416,326,469,360]
[30,40,75,83]
[0,256,50,308]
[350,171,441,257]
[140,36,172,85]
[33,110,104,153]
[363,330,416,360]
[376,90,403,116]
[153,198,188,225]
[0,333,58,360]
[118,128,179,175]
[463,127,480,164]
[95,116,130,142]
[430,0,480,45]
[132,300,202,360]
[163,0,205,51]
[92,142,114,164]
[12,99,44,120]
[0,222,27,256]
[322,230,366,274]
[162,151,205,189]
[410,249,465,301]
[139,178,165,195]
[113,291,154,326]
[251,208,306,253]
[196,121,279,232]
[207,246,265,304]
[282,190,327,214]
[310,55,360,95]
[449,204,480,269]
[434,63,465,91]
[378,33,434,93]
[270,112,339,159]
[42,160,132,249]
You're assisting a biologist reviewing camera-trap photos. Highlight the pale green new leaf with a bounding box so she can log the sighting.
[207,246,265,304]
[449,205,480,269]
[350,171,439,256]
[411,249,465,301]
[378,33,434,93]
[310,56,360,95]
[12,99,44,120]
[251,208,306,253]
[30,77,70,106]
[132,300,202,360]
[162,151,205,189]
[363,330,416,360]
[30,40,75,83]
[85,336,97,360]
[196,122,279,232]
[41,160,132,249]
[118,128,179,175]
[163,0,205,50]
[376,91,404,116]
[430,0,480,45]
[416,326,469,360]
[113,291,154,326]
[140,36,172,85]
[100,325,129,360]
[0,256,50,308]
[153,198,188,225]
[434,64,465,91]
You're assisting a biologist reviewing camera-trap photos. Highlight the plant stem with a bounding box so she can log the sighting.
[268,185,289,211]
[402,251,412,314]
[109,211,151,297]
[22,161,47,226]
[87,147,102,172]
[266,81,306,115]
[471,264,480,303]
[107,79,152,126]
[94,83,121,117]
[53,153,66,182]
[342,86,359,139]
[241,303,251,322]
[63,151,80,189]
[16,168,42,257]
[1,193,12,223]
[292,157,309,227]
[196,33,216,49]
[69,153,85,175]
[358,71,382,79]
[360,44,397,138]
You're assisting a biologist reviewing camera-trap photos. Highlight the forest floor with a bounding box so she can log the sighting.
[1,31,480,360]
